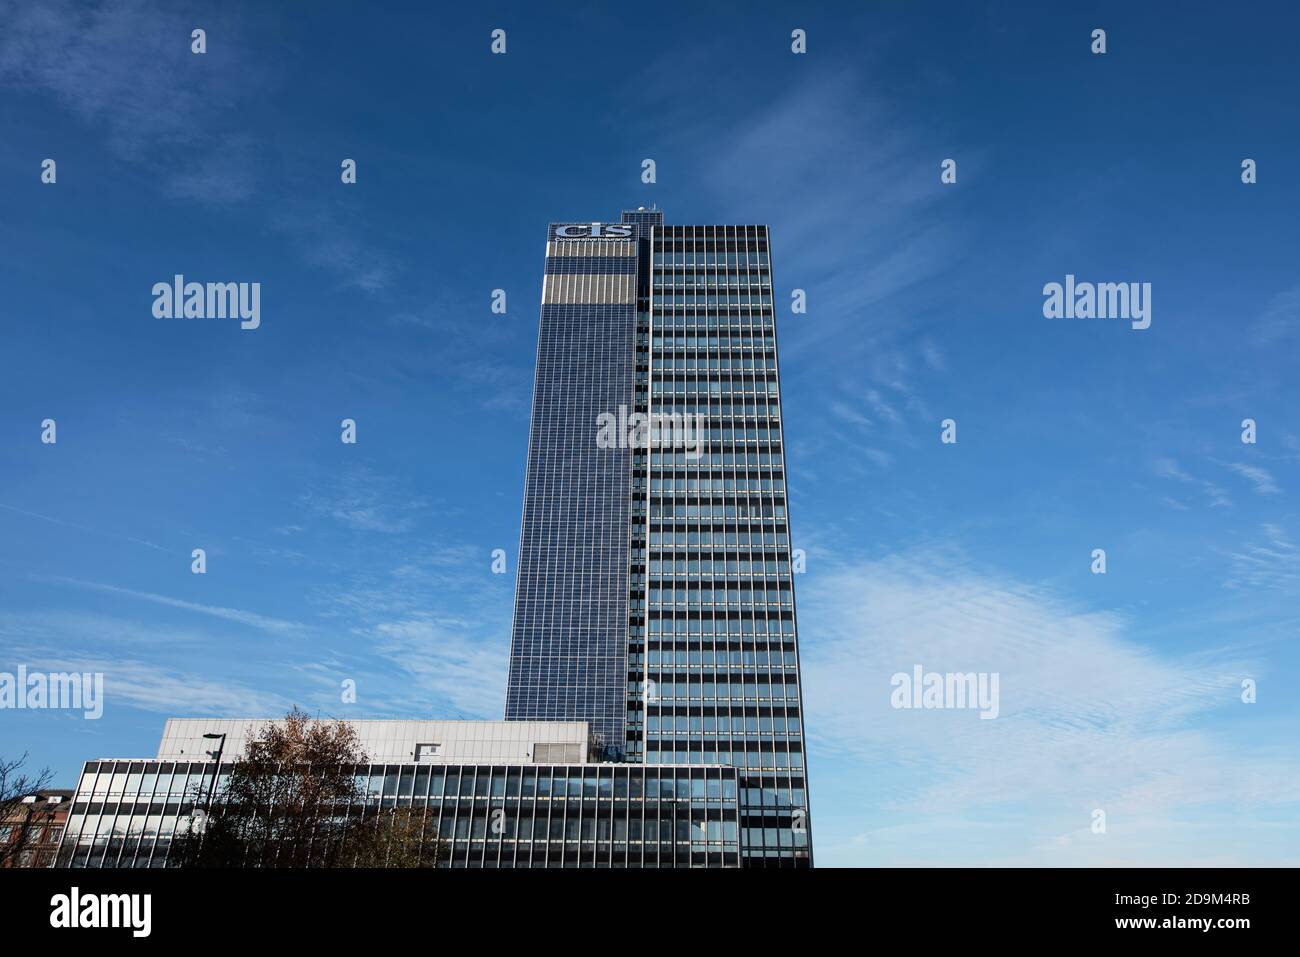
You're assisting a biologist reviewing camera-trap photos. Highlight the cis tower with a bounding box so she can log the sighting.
[505,208,812,867]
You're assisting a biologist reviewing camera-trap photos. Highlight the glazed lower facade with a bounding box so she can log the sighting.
[55,759,742,868]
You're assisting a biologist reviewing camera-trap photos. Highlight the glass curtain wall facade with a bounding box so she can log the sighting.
[505,225,640,755]
[55,760,741,868]
[507,212,813,868]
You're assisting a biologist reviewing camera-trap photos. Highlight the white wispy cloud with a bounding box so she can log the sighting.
[1250,283,1300,345]
[366,617,509,718]
[798,548,1300,863]
[300,465,428,534]
[1224,524,1300,591]
[1228,462,1281,496]
[40,577,305,636]
[0,1,398,294]
[269,203,396,294]
[0,610,208,649]
[1152,458,1233,508]
[864,389,903,426]
[828,400,873,431]
[0,502,169,552]
[0,0,261,200]
[28,656,289,717]
[1153,457,1193,483]
[635,62,960,368]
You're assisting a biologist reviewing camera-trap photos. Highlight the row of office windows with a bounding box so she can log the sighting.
[647,582,793,598]
[633,602,797,616]
[653,356,778,370]
[650,312,775,326]
[69,762,741,800]
[647,530,790,547]
[644,504,783,520]
[653,275,771,286]
[645,732,802,749]
[645,599,793,614]
[650,379,780,395]
[58,763,749,867]
[635,679,800,698]
[646,518,788,532]
[652,251,767,265]
[652,453,783,468]
[644,600,795,616]
[644,509,785,522]
[66,799,740,826]
[59,820,745,869]
[645,579,793,594]
[637,707,804,723]
[644,750,805,770]
[654,228,768,238]
[642,415,780,430]
[647,374,769,387]
[642,649,799,667]
[647,353,778,366]
[645,615,796,632]
[653,281,773,291]
[651,333,774,347]
[59,840,747,870]
[633,641,800,657]
[649,500,786,517]
[648,473,784,488]
[647,478,785,493]
[645,713,802,734]
[654,294,774,306]
[645,557,795,574]
[642,430,780,446]
[641,670,800,687]
[645,397,779,413]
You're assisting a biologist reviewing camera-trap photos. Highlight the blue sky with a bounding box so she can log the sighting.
[2,0,1299,865]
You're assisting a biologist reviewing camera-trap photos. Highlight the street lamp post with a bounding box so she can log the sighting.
[201,732,227,824]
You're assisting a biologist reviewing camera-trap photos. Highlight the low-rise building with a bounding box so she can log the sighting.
[56,718,742,868]
[2,788,72,868]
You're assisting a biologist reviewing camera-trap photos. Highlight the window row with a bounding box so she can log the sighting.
[652,357,777,370]
[650,380,779,395]
[652,252,767,265]
[642,650,798,667]
[648,531,790,548]
[649,499,785,515]
[645,714,802,734]
[651,333,773,346]
[645,750,805,769]
[650,313,775,326]
[653,276,770,286]
[644,558,795,574]
[647,479,785,493]
[654,294,773,306]
[636,677,801,695]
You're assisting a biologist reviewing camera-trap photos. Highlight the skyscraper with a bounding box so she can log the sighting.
[55,209,809,870]
[506,210,813,866]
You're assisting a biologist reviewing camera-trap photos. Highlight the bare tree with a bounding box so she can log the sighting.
[172,707,445,868]
[0,753,55,868]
